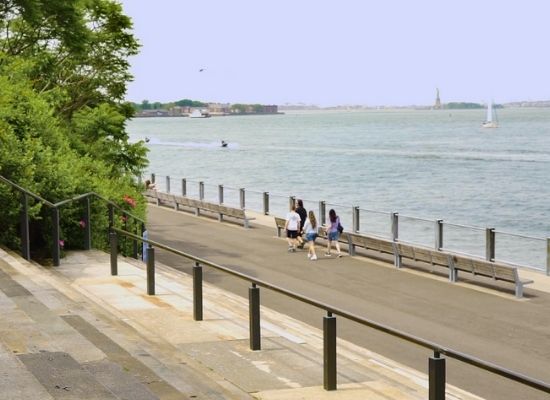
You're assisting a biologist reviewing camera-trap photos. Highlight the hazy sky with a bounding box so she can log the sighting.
[120,0,550,106]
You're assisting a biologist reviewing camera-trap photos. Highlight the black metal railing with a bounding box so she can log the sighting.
[111,227,550,399]
[0,175,145,266]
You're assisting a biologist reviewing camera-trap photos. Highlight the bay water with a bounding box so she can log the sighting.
[127,108,550,271]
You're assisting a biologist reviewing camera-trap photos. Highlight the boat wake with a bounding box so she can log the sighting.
[144,138,238,149]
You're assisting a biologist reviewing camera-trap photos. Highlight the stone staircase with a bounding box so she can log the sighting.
[0,248,483,400]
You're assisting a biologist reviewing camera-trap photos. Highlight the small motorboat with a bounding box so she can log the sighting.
[221,140,228,148]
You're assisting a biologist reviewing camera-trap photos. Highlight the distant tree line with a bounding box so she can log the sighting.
[445,102,503,109]
[133,100,273,114]
[133,99,208,110]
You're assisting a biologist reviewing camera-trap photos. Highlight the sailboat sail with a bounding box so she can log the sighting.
[486,101,493,123]
[482,100,498,128]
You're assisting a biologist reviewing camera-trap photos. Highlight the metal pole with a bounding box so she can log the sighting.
[166,176,170,193]
[289,196,295,210]
[218,185,224,204]
[391,212,401,268]
[263,192,269,215]
[435,219,443,251]
[108,204,114,231]
[132,223,138,259]
[429,351,446,400]
[352,206,360,232]
[239,188,245,209]
[20,193,30,260]
[199,181,204,200]
[486,228,495,261]
[181,178,187,196]
[193,262,203,321]
[123,213,127,256]
[546,238,550,276]
[249,283,261,350]
[52,207,60,267]
[146,246,155,295]
[319,201,326,225]
[109,231,117,276]
[391,212,399,241]
[84,197,91,250]
[151,173,155,184]
[323,311,337,391]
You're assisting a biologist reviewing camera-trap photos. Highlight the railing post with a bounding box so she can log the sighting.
[391,212,399,241]
[132,223,138,259]
[486,228,495,261]
[218,184,224,204]
[391,212,401,268]
[20,193,30,260]
[151,173,155,184]
[166,176,170,193]
[193,262,203,321]
[323,311,337,391]
[263,192,269,215]
[289,195,295,210]
[122,213,128,256]
[352,206,360,232]
[435,219,443,251]
[181,178,187,196]
[83,197,91,250]
[429,351,446,400]
[239,188,245,209]
[249,283,261,350]
[146,246,155,295]
[546,238,550,276]
[108,204,114,231]
[199,181,204,200]
[142,229,148,262]
[319,201,326,225]
[52,207,60,267]
[109,231,118,276]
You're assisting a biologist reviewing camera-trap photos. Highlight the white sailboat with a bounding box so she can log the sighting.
[482,100,498,128]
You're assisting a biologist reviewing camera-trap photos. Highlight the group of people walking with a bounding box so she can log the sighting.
[284,199,342,260]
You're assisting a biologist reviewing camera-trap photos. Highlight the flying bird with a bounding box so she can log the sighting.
[199,68,205,72]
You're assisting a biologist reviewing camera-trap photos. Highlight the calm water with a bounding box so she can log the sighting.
[127,109,550,270]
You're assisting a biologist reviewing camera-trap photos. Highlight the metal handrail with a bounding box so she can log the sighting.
[113,227,550,394]
[494,230,546,241]
[0,175,145,224]
[0,175,55,207]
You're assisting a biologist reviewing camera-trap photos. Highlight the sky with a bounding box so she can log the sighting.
[120,0,550,107]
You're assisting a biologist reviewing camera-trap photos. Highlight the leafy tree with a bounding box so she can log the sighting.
[0,0,148,260]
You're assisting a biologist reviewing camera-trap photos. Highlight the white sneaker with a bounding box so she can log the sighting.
[307,254,312,259]
[311,255,317,261]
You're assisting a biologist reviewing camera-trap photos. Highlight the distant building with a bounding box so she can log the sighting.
[434,88,441,109]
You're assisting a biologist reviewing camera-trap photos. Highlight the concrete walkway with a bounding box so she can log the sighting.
[145,204,550,400]
[0,247,481,399]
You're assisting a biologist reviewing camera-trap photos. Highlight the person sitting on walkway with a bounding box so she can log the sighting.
[325,209,342,258]
[303,210,319,261]
[145,179,157,190]
[285,204,301,252]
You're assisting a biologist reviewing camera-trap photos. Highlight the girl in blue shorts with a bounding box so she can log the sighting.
[326,209,342,257]
[303,210,319,261]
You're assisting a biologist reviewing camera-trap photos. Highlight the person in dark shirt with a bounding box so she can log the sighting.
[295,199,307,249]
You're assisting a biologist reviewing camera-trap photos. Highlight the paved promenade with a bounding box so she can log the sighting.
[146,204,550,400]
[0,247,481,399]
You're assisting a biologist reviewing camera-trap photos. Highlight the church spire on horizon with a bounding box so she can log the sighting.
[434,87,441,109]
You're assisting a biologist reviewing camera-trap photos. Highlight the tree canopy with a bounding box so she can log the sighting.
[0,0,148,259]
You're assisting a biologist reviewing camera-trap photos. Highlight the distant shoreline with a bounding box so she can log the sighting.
[133,112,285,118]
